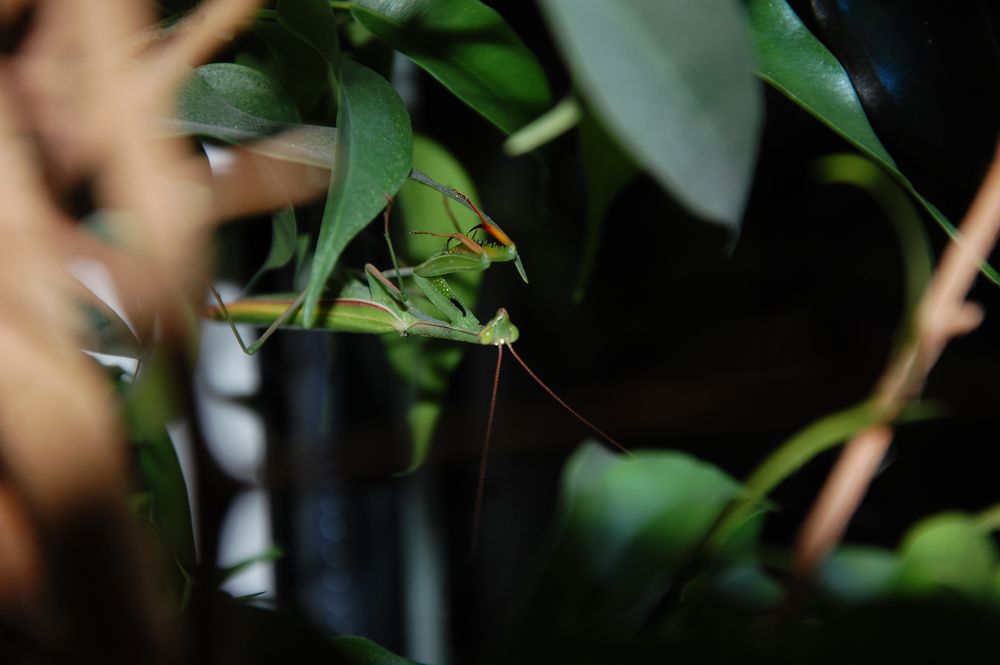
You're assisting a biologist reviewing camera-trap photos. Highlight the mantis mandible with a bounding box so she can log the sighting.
[205,188,627,542]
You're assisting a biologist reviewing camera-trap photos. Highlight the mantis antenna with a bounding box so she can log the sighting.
[471,341,631,552]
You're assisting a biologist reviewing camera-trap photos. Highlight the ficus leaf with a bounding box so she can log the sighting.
[302,60,413,326]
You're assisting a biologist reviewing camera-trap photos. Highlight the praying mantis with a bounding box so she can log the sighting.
[204,186,627,539]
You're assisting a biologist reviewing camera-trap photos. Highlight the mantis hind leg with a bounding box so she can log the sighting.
[381,194,407,300]
[208,285,306,355]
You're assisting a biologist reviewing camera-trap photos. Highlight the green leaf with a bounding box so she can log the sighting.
[539,0,762,229]
[122,356,196,576]
[350,0,551,133]
[277,0,341,68]
[244,206,299,294]
[251,20,330,113]
[173,65,338,168]
[562,444,743,575]
[530,443,747,632]
[302,60,413,326]
[749,0,1000,286]
[896,513,999,602]
[573,109,640,301]
[385,134,481,472]
[195,63,301,123]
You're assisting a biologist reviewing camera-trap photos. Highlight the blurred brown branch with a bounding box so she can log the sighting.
[791,141,1000,594]
[0,1,290,662]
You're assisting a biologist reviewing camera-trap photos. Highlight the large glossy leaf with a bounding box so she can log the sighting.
[384,135,482,472]
[749,0,1000,285]
[302,60,413,326]
[539,0,762,229]
[350,0,551,134]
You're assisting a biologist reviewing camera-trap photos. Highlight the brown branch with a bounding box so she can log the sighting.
[790,142,1000,591]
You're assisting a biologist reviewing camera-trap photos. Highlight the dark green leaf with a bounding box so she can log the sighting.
[539,0,762,229]
[330,636,424,665]
[244,206,299,294]
[350,0,551,133]
[530,443,747,632]
[302,60,412,326]
[123,355,196,576]
[749,0,1000,285]
[277,0,341,68]
[251,20,330,113]
[385,135,481,471]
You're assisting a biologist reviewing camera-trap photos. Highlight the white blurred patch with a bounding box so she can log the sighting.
[199,282,261,395]
[69,258,140,375]
[218,489,275,600]
[197,280,274,598]
[203,143,237,174]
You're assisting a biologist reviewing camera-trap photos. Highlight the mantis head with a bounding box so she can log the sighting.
[479,308,519,345]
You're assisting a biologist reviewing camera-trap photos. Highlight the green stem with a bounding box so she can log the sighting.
[329,1,354,9]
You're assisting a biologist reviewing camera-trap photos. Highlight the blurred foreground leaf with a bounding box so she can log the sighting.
[540,0,762,229]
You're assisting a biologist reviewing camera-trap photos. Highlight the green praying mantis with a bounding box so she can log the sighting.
[204,185,628,539]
